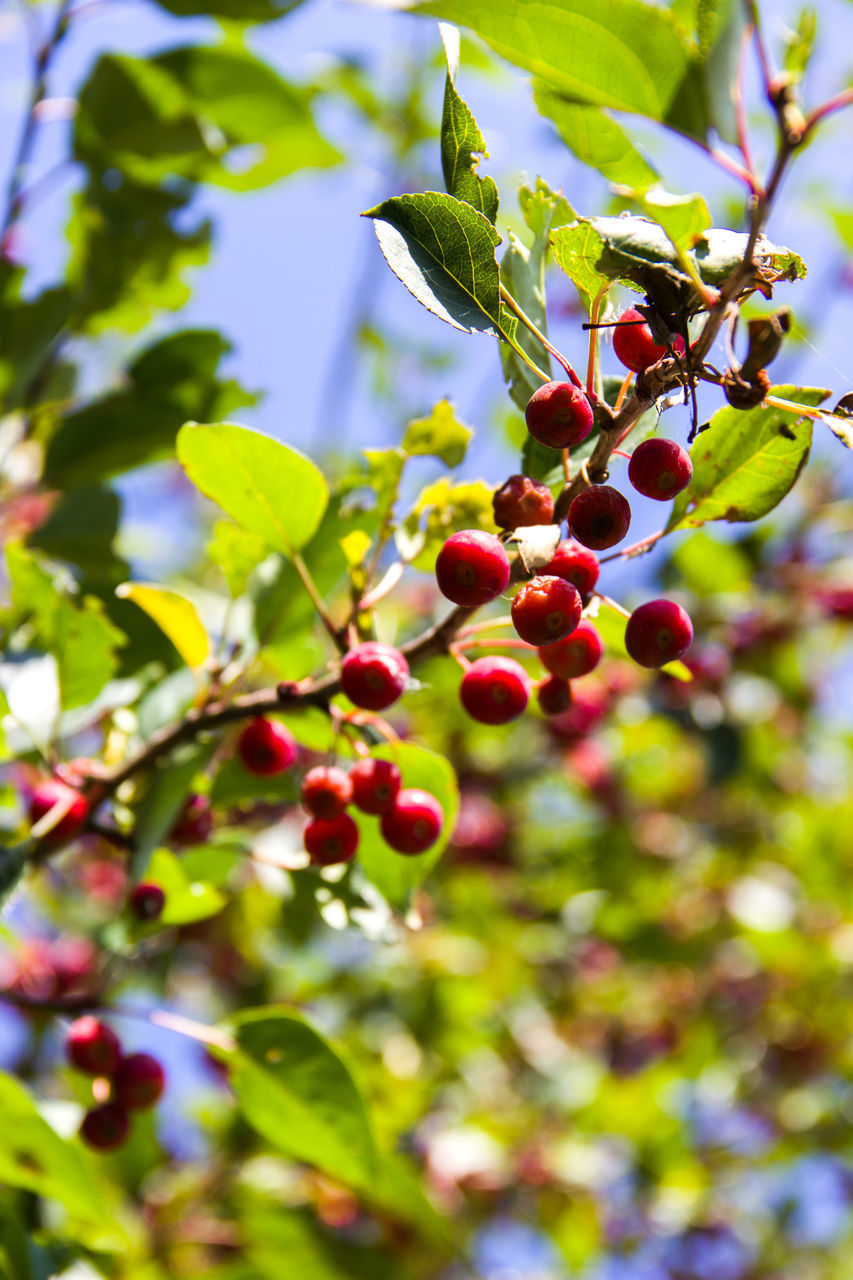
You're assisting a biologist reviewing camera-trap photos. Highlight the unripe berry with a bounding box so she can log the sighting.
[80,1103,129,1151]
[301,765,353,819]
[536,675,572,716]
[349,758,401,815]
[169,793,212,847]
[304,813,359,866]
[129,883,165,922]
[237,717,297,775]
[112,1052,165,1110]
[613,308,685,373]
[67,1016,121,1076]
[492,474,554,529]
[380,789,443,855]
[628,438,692,500]
[543,540,600,598]
[625,599,694,668]
[435,530,511,607]
[538,620,604,680]
[459,656,531,725]
[525,381,594,449]
[568,485,631,550]
[28,779,88,844]
[340,642,409,711]
[511,575,582,646]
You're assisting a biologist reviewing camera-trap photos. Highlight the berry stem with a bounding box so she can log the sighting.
[499,284,581,387]
[291,552,347,654]
[455,617,516,639]
[586,284,610,398]
[593,592,632,620]
[456,637,537,653]
[613,370,633,414]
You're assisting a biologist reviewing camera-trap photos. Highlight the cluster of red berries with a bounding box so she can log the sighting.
[67,1015,165,1151]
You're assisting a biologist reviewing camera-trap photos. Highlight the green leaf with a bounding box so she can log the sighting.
[138,847,226,926]
[131,741,214,876]
[210,755,299,807]
[440,68,499,222]
[224,1008,378,1190]
[534,85,659,191]
[635,189,712,257]
[666,386,830,531]
[0,845,28,911]
[357,743,459,911]
[402,399,473,466]
[697,0,748,143]
[29,486,127,587]
[151,0,306,17]
[177,422,328,555]
[116,583,210,669]
[397,478,496,571]
[208,521,271,598]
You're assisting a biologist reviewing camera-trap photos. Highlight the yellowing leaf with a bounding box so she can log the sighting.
[116,582,209,668]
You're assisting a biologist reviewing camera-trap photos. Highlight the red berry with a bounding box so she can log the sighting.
[67,1016,121,1076]
[543,540,600,598]
[340,642,409,711]
[435,530,511,607]
[28,779,88,844]
[304,813,359,866]
[525,381,594,449]
[536,675,572,716]
[538,620,604,680]
[625,599,694,668]
[511,575,582,646]
[459,656,531,725]
[349,758,401,815]
[628,438,692,500]
[237,717,297,776]
[112,1052,165,1110]
[80,1103,129,1151]
[613,308,685,373]
[129,883,165,922]
[169,794,212,847]
[492,475,554,529]
[301,766,353,819]
[568,486,631,550]
[380,789,443,855]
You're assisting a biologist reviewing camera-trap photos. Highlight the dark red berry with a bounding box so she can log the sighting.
[349,758,401,815]
[169,794,212,847]
[538,620,604,680]
[613,308,685,374]
[301,766,353,819]
[28,779,88,844]
[380,789,443,855]
[625,599,694,668]
[435,530,511,607]
[237,717,297,775]
[304,813,359,866]
[112,1052,165,1110]
[340,642,409,711]
[129,883,165,922]
[492,474,554,529]
[568,486,631,550]
[459,656,531,725]
[80,1103,129,1151]
[628,438,692,500]
[511,575,582,646]
[525,381,594,449]
[536,675,572,716]
[67,1016,121,1076]
[543,540,600,598]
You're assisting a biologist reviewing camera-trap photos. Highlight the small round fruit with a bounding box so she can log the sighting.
[459,656,531,725]
[511,575,582,646]
[129,883,165,922]
[625,600,694,668]
[536,675,572,716]
[301,766,353,819]
[113,1052,165,1110]
[435,530,511,607]
[543,540,600,598]
[380,789,443,855]
[493,474,554,529]
[613,308,685,373]
[349,758,401,815]
[628,438,692,500]
[568,486,631,550]
[237,717,297,776]
[67,1016,121,1076]
[525,381,594,449]
[169,794,212,847]
[538,620,604,680]
[80,1103,129,1151]
[28,779,88,844]
[340,642,409,711]
[304,814,359,866]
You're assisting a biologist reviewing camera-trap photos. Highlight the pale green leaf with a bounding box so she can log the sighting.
[402,399,473,466]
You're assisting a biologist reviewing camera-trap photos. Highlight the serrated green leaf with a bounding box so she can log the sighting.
[440,72,499,222]
[402,399,472,466]
[116,583,210,669]
[534,85,659,191]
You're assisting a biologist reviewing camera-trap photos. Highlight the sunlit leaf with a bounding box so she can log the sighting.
[116,583,210,669]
